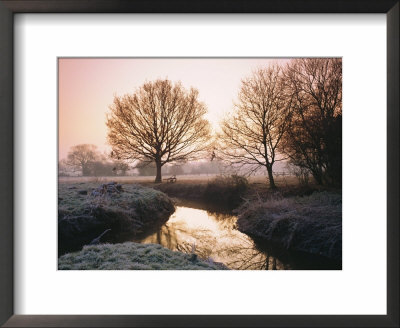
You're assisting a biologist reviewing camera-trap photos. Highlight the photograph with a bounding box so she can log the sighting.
[58,57,342,270]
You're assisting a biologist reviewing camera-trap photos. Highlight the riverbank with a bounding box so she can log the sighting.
[58,242,229,270]
[153,175,253,209]
[152,178,342,263]
[236,192,342,261]
[151,175,336,209]
[58,182,175,255]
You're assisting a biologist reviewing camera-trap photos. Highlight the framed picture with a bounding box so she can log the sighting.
[0,0,398,327]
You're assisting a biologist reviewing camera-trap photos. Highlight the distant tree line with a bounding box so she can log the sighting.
[135,160,224,176]
[59,144,129,177]
[59,144,224,177]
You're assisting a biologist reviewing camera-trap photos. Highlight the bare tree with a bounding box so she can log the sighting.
[282,58,342,185]
[66,144,99,176]
[106,79,211,182]
[217,66,291,188]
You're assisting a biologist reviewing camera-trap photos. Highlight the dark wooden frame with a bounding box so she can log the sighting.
[0,1,398,327]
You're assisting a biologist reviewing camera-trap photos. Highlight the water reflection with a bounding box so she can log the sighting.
[133,206,281,270]
[133,205,340,270]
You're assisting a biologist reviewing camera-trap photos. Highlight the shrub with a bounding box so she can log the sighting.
[287,164,311,186]
[204,174,249,208]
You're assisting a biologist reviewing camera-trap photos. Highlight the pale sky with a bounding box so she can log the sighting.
[59,58,289,159]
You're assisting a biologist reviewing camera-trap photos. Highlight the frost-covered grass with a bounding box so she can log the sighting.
[237,192,342,261]
[58,183,175,255]
[58,242,228,270]
[59,182,173,216]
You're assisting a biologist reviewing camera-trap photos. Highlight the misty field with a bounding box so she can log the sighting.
[59,174,301,185]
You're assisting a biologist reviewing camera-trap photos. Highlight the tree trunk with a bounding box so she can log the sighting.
[266,166,277,189]
[312,168,323,185]
[82,164,89,176]
[155,160,162,183]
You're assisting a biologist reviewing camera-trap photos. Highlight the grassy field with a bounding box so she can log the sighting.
[59,174,326,210]
[59,174,301,186]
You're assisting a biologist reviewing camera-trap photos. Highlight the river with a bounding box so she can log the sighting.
[133,202,341,270]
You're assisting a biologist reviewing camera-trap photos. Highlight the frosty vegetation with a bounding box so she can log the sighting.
[58,183,175,255]
[237,192,342,261]
[58,242,228,270]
